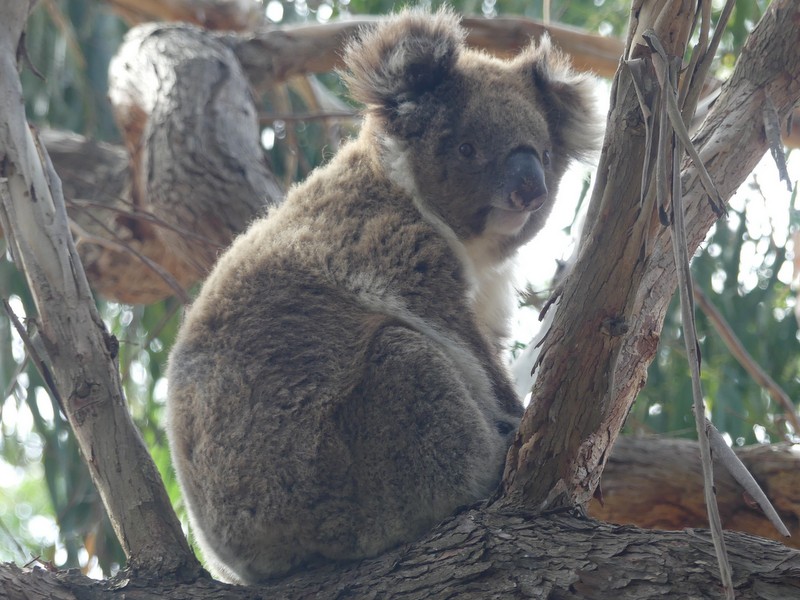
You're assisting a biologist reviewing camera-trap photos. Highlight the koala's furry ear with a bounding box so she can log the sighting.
[515,35,603,163]
[341,8,464,123]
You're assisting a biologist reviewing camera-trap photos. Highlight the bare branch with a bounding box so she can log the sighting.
[0,0,201,577]
[500,0,700,512]
[221,16,626,94]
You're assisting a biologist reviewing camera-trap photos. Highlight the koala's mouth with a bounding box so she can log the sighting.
[485,205,532,236]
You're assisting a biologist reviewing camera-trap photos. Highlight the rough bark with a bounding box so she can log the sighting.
[607,0,800,515]
[2,510,799,599]
[592,437,800,549]
[0,0,201,579]
[501,0,696,510]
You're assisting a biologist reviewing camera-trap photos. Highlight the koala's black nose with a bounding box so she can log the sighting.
[503,150,547,211]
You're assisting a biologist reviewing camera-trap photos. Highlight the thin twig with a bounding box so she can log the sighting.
[66,197,225,248]
[141,299,182,351]
[2,298,64,412]
[259,109,358,123]
[0,340,30,403]
[69,218,190,304]
[0,515,28,561]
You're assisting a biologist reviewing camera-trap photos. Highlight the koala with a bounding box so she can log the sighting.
[166,8,599,584]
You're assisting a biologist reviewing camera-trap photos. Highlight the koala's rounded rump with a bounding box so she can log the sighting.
[166,7,600,583]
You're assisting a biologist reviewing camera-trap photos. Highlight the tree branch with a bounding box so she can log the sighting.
[592,436,800,547]
[614,0,800,442]
[0,0,201,578]
[694,287,800,434]
[2,509,799,599]
[500,0,699,511]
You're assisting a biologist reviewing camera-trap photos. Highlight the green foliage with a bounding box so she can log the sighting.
[22,0,125,141]
[630,166,800,444]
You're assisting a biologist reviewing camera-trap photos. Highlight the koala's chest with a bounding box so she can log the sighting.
[461,247,516,345]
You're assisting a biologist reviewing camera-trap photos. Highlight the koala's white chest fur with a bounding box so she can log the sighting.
[463,238,517,341]
[381,135,516,342]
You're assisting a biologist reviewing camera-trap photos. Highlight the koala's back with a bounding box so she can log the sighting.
[167,4,600,582]
[167,141,520,582]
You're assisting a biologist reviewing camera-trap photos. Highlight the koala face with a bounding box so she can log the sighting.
[344,10,600,259]
[402,64,558,242]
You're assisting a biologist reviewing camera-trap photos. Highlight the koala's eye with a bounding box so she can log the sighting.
[542,150,551,166]
[458,143,475,158]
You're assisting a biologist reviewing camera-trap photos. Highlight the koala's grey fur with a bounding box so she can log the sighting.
[166,8,600,583]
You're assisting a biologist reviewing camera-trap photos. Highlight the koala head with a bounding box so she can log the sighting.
[343,9,602,259]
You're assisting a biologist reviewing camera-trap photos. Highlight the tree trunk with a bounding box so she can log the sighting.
[49,22,285,304]
[501,0,800,511]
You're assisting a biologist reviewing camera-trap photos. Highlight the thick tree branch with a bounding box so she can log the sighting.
[2,510,799,599]
[592,436,800,549]
[222,16,625,93]
[501,0,698,511]
[54,22,285,304]
[0,0,201,578]
[613,0,800,457]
